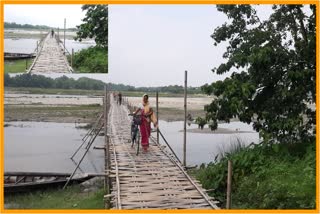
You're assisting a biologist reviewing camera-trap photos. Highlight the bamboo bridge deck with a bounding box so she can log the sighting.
[28,33,72,73]
[104,95,220,210]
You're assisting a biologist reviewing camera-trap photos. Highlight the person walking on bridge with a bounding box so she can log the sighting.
[51,29,54,38]
[118,92,122,105]
[133,94,158,152]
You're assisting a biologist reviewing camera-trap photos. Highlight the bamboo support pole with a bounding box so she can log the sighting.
[158,130,181,164]
[226,160,232,209]
[64,18,66,55]
[71,48,74,68]
[105,86,111,208]
[183,70,187,166]
[63,124,103,189]
[156,91,159,145]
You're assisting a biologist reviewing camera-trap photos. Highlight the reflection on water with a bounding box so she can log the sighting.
[155,121,260,166]
[4,122,104,173]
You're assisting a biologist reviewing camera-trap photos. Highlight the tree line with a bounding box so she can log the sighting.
[4,74,105,90]
[4,73,203,94]
[4,22,77,31]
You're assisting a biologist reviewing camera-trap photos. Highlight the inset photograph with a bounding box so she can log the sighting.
[4,4,108,74]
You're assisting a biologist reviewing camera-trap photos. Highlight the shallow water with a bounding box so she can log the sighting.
[4,122,104,174]
[5,38,95,54]
[5,120,260,173]
[154,120,260,166]
[4,38,38,54]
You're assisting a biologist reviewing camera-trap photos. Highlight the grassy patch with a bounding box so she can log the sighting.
[4,185,105,209]
[194,141,316,209]
[4,59,33,73]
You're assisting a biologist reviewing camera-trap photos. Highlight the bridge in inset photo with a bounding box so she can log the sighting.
[28,32,72,74]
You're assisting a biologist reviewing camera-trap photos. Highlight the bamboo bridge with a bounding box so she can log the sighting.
[103,92,220,210]
[28,32,72,73]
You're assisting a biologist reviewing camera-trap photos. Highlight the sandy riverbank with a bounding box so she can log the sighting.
[5,92,213,123]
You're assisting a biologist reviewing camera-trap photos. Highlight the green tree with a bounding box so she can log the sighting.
[73,46,108,73]
[202,5,316,143]
[75,5,108,48]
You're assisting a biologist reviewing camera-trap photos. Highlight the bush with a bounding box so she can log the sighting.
[73,46,108,73]
[196,142,316,209]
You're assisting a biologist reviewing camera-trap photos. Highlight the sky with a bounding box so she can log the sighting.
[4,5,85,28]
[108,5,273,87]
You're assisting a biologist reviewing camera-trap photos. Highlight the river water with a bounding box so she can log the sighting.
[154,120,260,166]
[4,122,104,173]
[5,120,259,173]
[4,29,95,54]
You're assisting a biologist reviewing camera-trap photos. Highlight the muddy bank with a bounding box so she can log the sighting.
[5,104,102,123]
[5,93,211,123]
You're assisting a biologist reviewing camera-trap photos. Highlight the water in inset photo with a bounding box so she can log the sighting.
[4,4,108,74]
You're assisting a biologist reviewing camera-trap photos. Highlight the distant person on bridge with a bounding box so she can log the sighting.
[118,92,122,105]
[51,29,54,38]
[133,94,158,152]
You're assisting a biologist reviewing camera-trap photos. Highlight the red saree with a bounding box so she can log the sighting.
[139,109,151,150]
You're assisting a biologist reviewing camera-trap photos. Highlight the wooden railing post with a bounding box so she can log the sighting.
[226,160,232,209]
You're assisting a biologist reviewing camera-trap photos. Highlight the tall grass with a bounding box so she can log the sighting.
[195,141,316,209]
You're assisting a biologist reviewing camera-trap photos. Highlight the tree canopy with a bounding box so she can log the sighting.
[75,5,108,48]
[202,5,316,143]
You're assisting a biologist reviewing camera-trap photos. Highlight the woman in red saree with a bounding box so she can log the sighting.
[133,94,158,152]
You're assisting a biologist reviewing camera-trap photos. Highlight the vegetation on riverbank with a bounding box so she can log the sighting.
[193,141,316,209]
[4,59,32,73]
[5,185,105,209]
[193,5,316,209]
[4,74,205,96]
[5,22,77,31]
[72,46,108,73]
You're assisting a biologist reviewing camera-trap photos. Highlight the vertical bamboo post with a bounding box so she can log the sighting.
[183,70,187,167]
[64,18,66,55]
[104,85,111,208]
[226,160,232,209]
[71,48,74,68]
[36,41,39,53]
[156,91,159,144]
